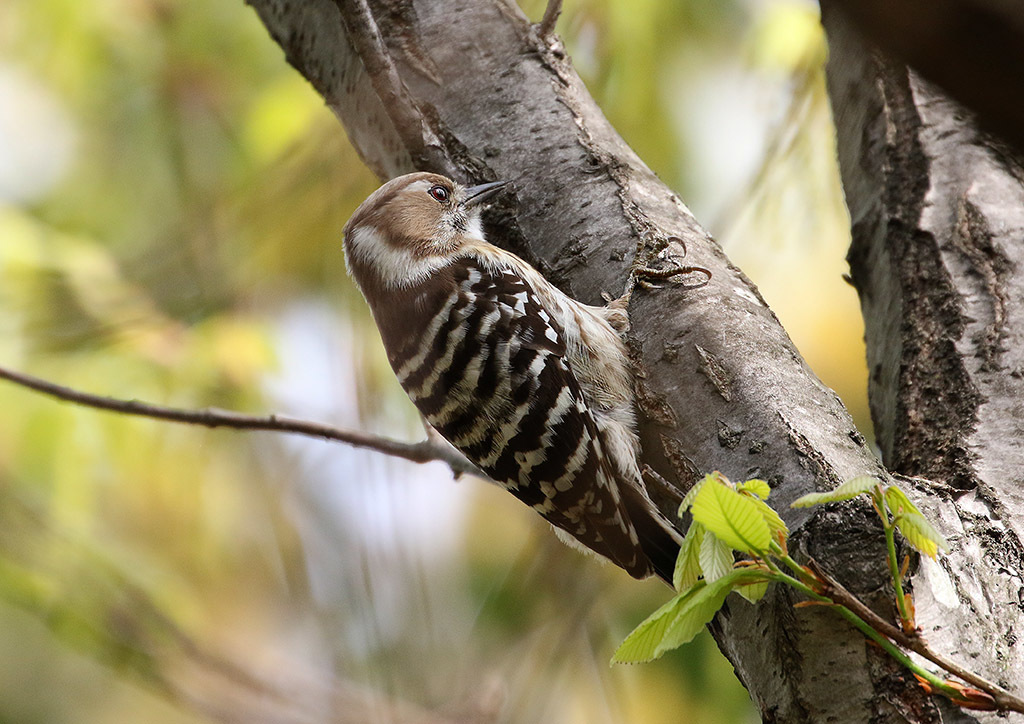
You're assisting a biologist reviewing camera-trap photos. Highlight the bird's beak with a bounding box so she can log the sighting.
[462,180,510,209]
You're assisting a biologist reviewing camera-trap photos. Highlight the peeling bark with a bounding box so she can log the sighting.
[243,0,1024,720]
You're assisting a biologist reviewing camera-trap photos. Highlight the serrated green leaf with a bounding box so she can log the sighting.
[690,479,771,553]
[883,486,923,517]
[736,478,787,541]
[893,514,942,558]
[790,475,881,508]
[654,570,766,654]
[673,523,704,591]
[749,495,789,538]
[884,487,948,557]
[679,474,713,516]
[611,589,698,664]
[737,578,770,604]
[699,530,733,582]
[612,569,763,664]
[738,479,771,499]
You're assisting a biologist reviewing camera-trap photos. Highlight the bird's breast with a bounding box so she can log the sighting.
[377,259,597,512]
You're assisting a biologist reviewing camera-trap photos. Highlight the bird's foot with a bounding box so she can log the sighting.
[630,234,711,291]
[599,291,631,333]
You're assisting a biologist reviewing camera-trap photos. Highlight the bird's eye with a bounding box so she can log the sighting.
[428,185,450,203]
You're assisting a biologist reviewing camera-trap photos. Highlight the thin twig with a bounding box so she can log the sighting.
[805,560,906,642]
[807,559,1024,713]
[332,0,436,168]
[539,0,563,40]
[0,364,481,478]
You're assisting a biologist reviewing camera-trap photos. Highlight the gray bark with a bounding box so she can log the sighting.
[242,0,1024,720]
[823,2,1024,721]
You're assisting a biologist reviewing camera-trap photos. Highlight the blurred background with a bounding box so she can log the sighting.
[0,0,866,722]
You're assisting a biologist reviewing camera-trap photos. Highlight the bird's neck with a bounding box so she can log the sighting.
[344,225,455,293]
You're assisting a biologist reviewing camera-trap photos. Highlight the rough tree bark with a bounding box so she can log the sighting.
[241,0,1024,721]
[822,2,1024,721]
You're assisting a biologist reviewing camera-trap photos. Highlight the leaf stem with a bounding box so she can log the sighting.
[772,547,817,587]
[806,560,1024,713]
[883,517,912,624]
[767,571,964,702]
[875,487,912,626]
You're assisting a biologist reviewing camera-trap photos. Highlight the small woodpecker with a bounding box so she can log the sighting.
[343,172,681,582]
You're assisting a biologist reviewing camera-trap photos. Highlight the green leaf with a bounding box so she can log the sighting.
[736,578,770,604]
[679,474,712,516]
[699,530,733,582]
[736,479,787,540]
[612,569,763,664]
[737,479,771,499]
[673,523,704,591]
[883,486,924,517]
[690,478,772,553]
[790,475,881,508]
[880,487,950,561]
[611,589,697,664]
[651,570,768,653]
[749,496,789,538]
[894,513,947,558]
[885,487,948,557]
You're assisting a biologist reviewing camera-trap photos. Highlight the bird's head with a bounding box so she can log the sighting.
[343,172,508,290]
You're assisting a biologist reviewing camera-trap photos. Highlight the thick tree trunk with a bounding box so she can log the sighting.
[242,0,1024,720]
[822,2,1024,721]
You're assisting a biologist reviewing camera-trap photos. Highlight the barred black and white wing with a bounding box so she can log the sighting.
[369,256,655,578]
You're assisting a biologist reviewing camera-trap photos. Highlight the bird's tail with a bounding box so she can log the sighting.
[621,484,683,586]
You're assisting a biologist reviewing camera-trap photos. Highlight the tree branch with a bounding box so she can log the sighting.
[242,0,1024,717]
[242,1,924,718]
[538,0,562,40]
[330,0,451,173]
[808,560,1024,713]
[822,1,1024,708]
[0,365,480,478]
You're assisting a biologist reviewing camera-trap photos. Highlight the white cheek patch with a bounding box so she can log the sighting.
[345,226,449,289]
[465,214,485,241]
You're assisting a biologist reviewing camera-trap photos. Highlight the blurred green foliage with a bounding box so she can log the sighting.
[0,0,864,722]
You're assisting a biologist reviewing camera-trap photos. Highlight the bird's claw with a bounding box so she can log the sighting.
[633,262,711,290]
[630,235,711,291]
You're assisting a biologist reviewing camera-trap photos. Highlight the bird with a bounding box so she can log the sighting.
[342,171,682,583]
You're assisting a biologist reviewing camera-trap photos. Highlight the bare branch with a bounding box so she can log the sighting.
[0,364,481,478]
[330,0,446,172]
[538,0,562,40]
